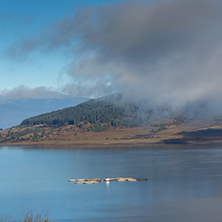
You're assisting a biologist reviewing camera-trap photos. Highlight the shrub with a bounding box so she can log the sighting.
[0,211,52,222]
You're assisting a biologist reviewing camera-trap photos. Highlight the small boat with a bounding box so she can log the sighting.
[104,178,110,183]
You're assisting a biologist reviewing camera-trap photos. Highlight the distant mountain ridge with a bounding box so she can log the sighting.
[0,96,87,129]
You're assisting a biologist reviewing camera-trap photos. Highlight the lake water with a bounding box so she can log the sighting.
[1,145,222,221]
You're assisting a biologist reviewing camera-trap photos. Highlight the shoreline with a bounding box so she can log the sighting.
[1,138,222,148]
[0,140,164,148]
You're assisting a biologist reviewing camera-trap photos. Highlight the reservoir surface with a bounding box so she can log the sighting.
[1,145,222,221]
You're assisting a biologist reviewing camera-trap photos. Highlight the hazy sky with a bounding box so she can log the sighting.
[0,0,122,96]
[1,0,222,111]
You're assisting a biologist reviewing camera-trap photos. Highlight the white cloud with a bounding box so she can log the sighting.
[0,85,68,99]
[5,0,222,115]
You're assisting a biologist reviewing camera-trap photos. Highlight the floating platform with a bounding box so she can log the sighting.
[68,177,147,184]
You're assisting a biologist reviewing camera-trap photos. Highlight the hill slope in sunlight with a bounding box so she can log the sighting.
[1,94,222,146]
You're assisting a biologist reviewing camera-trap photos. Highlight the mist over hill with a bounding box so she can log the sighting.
[1,93,222,146]
[19,92,222,132]
[20,93,188,129]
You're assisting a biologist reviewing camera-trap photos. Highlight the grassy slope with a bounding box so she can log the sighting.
[1,94,222,147]
[1,118,222,147]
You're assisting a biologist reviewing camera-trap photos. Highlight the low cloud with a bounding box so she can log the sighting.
[5,0,222,115]
[0,85,67,99]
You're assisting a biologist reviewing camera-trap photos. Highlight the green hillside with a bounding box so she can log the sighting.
[20,95,151,128]
[0,95,201,145]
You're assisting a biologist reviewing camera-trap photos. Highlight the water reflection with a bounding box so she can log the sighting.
[1,145,222,221]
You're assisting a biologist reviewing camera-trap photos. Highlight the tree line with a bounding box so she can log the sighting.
[20,98,147,128]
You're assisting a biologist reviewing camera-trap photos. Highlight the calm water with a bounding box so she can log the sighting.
[1,145,222,221]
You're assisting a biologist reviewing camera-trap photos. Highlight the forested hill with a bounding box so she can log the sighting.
[0,95,196,145]
[20,95,150,128]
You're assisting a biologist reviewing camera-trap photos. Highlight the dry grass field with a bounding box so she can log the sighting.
[1,119,222,147]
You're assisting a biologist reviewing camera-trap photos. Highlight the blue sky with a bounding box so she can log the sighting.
[0,0,122,96]
[1,0,70,88]
[1,0,222,111]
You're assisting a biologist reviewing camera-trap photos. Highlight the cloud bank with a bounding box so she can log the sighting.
[0,85,68,99]
[6,0,222,114]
